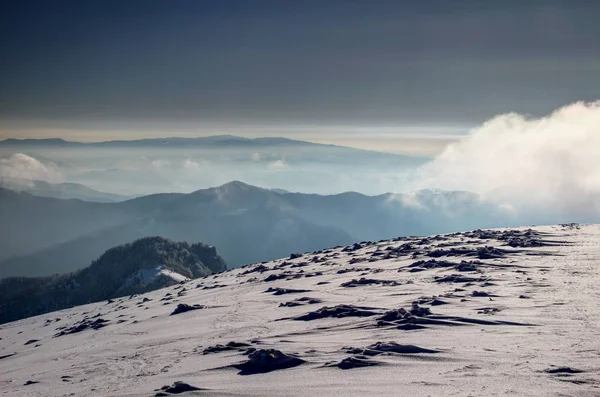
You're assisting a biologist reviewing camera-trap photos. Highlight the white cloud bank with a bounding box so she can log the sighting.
[0,153,63,183]
[410,101,600,217]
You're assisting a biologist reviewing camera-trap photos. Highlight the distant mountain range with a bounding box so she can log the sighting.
[0,178,132,202]
[0,237,227,324]
[0,135,427,166]
[0,135,383,152]
[0,135,267,147]
[0,181,514,279]
[1,135,301,146]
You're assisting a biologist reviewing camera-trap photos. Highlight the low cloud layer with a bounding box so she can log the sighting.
[410,101,600,217]
[2,101,599,227]
[0,153,63,183]
[268,159,288,170]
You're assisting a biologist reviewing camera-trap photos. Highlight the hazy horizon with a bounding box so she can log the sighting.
[2,1,599,156]
[0,127,463,157]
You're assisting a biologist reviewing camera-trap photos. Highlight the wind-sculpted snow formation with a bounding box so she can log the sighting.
[1,223,598,396]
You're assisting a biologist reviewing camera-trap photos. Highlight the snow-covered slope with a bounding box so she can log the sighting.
[117,265,190,292]
[1,224,598,396]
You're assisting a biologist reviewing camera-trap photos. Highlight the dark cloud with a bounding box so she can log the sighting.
[1,1,599,129]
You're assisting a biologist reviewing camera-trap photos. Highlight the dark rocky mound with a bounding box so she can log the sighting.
[264,272,302,282]
[378,303,532,329]
[426,247,475,258]
[434,274,483,283]
[170,303,203,315]
[545,367,584,374]
[334,356,379,370]
[202,341,253,355]
[23,380,39,386]
[560,223,580,230]
[476,246,508,259]
[378,302,430,320]
[408,259,457,270]
[415,296,448,306]
[455,261,479,272]
[407,259,480,273]
[477,307,501,315]
[155,381,204,396]
[279,297,322,307]
[295,305,379,321]
[346,341,439,355]
[54,318,109,337]
[340,278,400,287]
[465,228,544,242]
[426,245,507,260]
[233,349,305,375]
[239,264,270,275]
[464,229,505,240]
[337,266,369,274]
[377,307,413,323]
[376,304,452,329]
[343,242,364,252]
[264,287,311,295]
[384,242,417,258]
[348,257,367,264]
[467,228,564,248]
[202,284,226,290]
[278,301,303,307]
[0,237,227,324]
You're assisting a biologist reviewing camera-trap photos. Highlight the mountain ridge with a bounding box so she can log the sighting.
[0,135,426,160]
[0,236,227,324]
[0,184,356,278]
[0,178,132,202]
[0,181,530,279]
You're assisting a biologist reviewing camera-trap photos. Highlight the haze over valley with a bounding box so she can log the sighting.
[2,100,599,281]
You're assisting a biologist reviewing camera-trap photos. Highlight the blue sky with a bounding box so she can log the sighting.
[0,0,599,153]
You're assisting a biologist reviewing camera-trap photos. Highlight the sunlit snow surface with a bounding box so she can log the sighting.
[120,266,190,290]
[1,224,599,396]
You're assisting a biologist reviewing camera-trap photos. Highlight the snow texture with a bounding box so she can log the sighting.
[120,265,190,290]
[1,223,599,396]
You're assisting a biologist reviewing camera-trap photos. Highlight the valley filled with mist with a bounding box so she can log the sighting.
[2,102,599,279]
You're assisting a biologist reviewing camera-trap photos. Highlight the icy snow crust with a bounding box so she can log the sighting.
[1,224,599,396]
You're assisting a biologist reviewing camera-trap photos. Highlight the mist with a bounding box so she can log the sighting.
[410,101,600,220]
[0,153,64,184]
[1,100,599,227]
[2,101,600,280]
[0,143,423,197]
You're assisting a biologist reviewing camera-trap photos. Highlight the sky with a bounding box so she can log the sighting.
[1,0,599,155]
